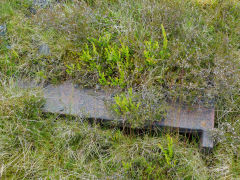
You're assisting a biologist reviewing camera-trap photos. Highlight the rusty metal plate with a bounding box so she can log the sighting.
[156,104,214,149]
[18,80,214,149]
[42,81,114,120]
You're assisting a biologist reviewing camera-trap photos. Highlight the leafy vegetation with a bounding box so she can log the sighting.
[113,88,142,128]
[0,0,240,179]
[65,33,136,87]
[64,24,169,87]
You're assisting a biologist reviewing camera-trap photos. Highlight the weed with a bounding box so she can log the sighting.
[158,135,177,168]
[113,88,141,127]
[65,28,170,88]
[65,33,137,87]
[144,24,170,67]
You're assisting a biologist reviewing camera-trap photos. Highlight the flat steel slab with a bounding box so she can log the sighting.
[42,82,114,120]
[18,81,215,149]
[156,104,214,149]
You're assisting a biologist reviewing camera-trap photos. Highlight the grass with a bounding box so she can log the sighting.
[0,0,240,179]
[0,83,211,179]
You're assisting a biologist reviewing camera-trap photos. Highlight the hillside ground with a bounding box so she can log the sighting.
[0,0,239,179]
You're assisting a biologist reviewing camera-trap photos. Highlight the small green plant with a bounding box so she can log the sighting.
[158,135,176,168]
[65,33,136,87]
[161,24,168,58]
[0,53,17,76]
[65,29,171,87]
[123,156,162,179]
[65,63,75,75]
[144,40,160,66]
[113,88,140,115]
[111,130,124,142]
[113,88,142,127]
[143,24,170,66]
[122,161,132,172]
[36,70,47,80]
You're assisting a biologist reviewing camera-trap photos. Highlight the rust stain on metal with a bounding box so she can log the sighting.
[201,121,207,128]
